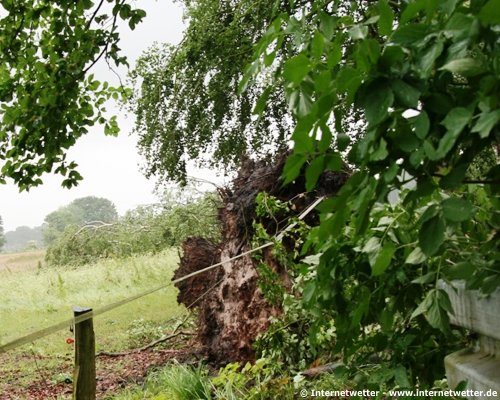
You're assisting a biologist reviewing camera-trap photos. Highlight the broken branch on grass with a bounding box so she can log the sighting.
[96,331,194,357]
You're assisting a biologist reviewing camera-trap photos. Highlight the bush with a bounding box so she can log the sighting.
[45,192,221,266]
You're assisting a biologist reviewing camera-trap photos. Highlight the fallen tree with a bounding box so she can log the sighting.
[173,154,348,365]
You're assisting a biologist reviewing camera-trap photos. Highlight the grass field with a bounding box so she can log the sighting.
[0,250,45,272]
[0,249,186,394]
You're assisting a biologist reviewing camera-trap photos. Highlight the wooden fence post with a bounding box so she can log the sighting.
[73,306,96,400]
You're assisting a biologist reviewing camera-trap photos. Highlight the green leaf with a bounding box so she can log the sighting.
[445,261,473,280]
[319,11,337,39]
[379,307,394,332]
[356,39,381,71]
[282,153,307,184]
[419,204,439,224]
[394,366,411,388]
[336,67,362,104]
[412,111,430,139]
[327,42,342,67]
[411,289,434,319]
[425,298,449,332]
[377,0,394,36]
[305,156,325,191]
[283,54,310,85]
[398,130,419,153]
[391,24,429,45]
[337,133,350,151]
[361,81,394,125]
[479,0,500,25]
[419,214,445,256]
[418,41,444,78]
[442,197,473,222]
[372,242,396,276]
[371,138,389,161]
[253,87,272,115]
[391,79,420,108]
[296,89,313,117]
[439,164,468,189]
[303,281,316,303]
[319,123,332,151]
[362,237,381,253]
[442,107,472,133]
[412,271,436,284]
[349,25,368,40]
[351,286,371,327]
[472,110,500,139]
[311,31,325,59]
[326,152,343,171]
[437,107,473,157]
[440,58,485,77]
[400,0,426,24]
[383,163,399,182]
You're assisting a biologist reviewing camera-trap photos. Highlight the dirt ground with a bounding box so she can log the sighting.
[0,343,204,399]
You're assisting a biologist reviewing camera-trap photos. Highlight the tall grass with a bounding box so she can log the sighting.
[0,249,186,392]
[111,362,212,400]
[0,249,183,344]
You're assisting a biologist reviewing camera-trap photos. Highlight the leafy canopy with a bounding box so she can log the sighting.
[244,0,500,289]
[129,0,296,183]
[0,0,145,190]
[238,0,500,386]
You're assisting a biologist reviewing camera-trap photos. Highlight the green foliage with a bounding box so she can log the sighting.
[42,196,118,245]
[236,0,500,386]
[45,191,221,266]
[211,359,295,400]
[111,362,212,400]
[128,0,296,183]
[253,192,472,387]
[0,1,144,189]
[252,194,337,371]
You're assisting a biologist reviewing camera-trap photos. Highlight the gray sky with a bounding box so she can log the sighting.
[0,1,221,232]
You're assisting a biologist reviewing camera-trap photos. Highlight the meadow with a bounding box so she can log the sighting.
[0,249,186,395]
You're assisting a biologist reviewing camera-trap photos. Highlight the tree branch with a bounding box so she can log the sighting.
[81,0,124,76]
[86,0,106,30]
[96,331,194,357]
[432,173,500,185]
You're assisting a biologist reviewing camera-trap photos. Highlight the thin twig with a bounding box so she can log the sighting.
[86,0,106,29]
[30,348,50,387]
[96,331,194,357]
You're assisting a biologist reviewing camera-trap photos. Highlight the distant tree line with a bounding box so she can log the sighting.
[3,226,43,252]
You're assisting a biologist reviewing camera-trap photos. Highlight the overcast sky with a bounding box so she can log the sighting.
[0,1,224,232]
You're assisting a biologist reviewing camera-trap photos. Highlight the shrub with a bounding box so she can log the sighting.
[45,192,221,266]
